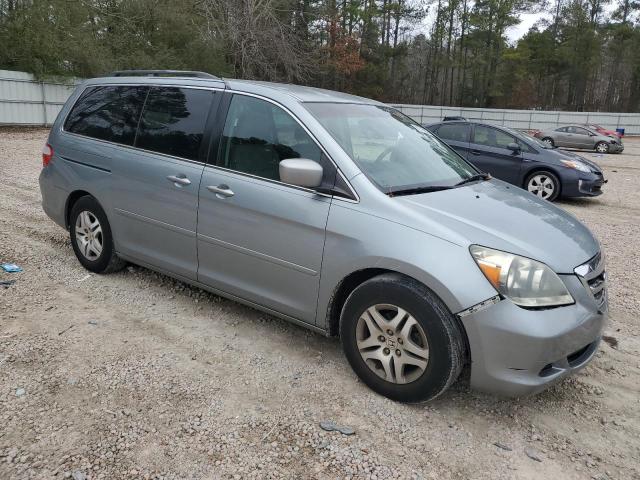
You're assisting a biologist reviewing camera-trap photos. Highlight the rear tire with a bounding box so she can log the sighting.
[69,196,125,273]
[525,170,560,201]
[340,273,465,403]
[595,141,609,154]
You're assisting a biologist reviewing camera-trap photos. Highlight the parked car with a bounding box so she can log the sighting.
[426,120,607,201]
[581,123,622,138]
[534,125,624,153]
[40,71,607,402]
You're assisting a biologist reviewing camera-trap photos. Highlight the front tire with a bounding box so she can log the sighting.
[541,137,554,147]
[595,142,609,153]
[340,273,465,403]
[525,170,560,201]
[69,196,125,273]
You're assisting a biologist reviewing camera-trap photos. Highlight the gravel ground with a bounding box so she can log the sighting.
[0,127,639,480]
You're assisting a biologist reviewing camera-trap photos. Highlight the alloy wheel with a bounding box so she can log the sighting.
[75,210,103,260]
[542,138,553,147]
[527,174,556,199]
[596,142,609,153]
[355,304,429,384]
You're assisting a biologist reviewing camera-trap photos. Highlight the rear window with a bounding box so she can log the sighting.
[64,86,148,145]
[135,87,214,161]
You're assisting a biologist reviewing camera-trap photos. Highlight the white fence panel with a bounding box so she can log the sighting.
[0,69,80,126]
[390,104,640,135]
[1,69,639,133]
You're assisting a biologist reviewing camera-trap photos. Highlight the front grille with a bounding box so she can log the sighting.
[575,252,607,310]
[567,343,592,366]
[538,341,598,377]
[539,363,555,377]
[588,271,606,309]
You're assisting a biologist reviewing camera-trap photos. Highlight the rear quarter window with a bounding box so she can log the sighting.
[135,87,214,161]
[64,85,148,145]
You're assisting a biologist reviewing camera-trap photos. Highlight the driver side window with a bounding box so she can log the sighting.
[473,125,516,149]
[219,95,323,182]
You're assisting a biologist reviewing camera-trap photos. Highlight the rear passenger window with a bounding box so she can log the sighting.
[64,86,147,145]
[435,123,470,142]
[219,94,323,182]
[135,87,214,161]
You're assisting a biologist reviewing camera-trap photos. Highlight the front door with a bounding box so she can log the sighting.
[572,126,595,149]
[467,124,523,184]
[110,86,219,280]
[554,127,574,147]
[197,93,334,323]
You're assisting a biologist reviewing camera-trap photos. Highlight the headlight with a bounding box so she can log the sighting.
[561,160,591,172]
[470,246,574,308]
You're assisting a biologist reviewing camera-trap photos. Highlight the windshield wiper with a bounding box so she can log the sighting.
[387,173,491,197]
[454,172,491,187]
[387,185,454,197]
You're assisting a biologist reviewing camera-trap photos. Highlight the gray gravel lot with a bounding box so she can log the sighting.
[0,128,639,480]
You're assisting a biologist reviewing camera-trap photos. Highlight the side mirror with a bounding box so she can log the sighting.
[507,142,521,153]
[279,158,323,188]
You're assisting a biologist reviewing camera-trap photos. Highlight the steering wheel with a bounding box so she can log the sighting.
[374,146,394,164]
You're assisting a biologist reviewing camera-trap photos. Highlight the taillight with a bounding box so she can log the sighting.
[42,143,53,167]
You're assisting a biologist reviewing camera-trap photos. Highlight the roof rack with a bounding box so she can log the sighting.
[108,70,220,79]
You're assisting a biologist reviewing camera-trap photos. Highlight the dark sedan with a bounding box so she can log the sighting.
[426,121,606,201]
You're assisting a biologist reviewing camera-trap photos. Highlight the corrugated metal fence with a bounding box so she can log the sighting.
[1,69,639,134]
[0,70,80,126]
[390,104,640,135]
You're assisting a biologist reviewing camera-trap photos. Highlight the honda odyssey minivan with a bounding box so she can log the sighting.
[39,70,608,402]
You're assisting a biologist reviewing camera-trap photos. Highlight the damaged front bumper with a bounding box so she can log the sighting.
[457,257,608,397]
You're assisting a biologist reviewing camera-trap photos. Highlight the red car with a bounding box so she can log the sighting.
[582,123,622,138]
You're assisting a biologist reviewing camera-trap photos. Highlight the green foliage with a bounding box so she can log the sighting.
[0,0,639,110]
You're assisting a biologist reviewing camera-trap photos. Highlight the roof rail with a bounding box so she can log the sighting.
[108,70,220,80]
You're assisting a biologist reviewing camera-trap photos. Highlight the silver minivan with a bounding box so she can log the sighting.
[39,71,608,402]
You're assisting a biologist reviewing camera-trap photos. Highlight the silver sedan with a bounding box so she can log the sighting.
[535,125,624,153]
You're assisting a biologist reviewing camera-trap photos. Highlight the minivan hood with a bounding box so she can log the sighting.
[397,180,599,273]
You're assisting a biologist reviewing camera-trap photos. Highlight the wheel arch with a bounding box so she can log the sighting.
[326,267,467,341]
[64,190,93,229]
[327,268,472,364]
[327,267,392,336]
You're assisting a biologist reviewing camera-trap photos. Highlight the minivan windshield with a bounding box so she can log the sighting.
[305,103,479,194]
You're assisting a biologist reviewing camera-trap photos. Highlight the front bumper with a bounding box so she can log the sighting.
[562,171,606,197]
[577,176,606,196]
[608,143,624,153]
[459,269,607,397]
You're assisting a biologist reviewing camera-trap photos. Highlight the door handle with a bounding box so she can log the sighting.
[207,184,234,198]
[167,175,191,186]
[470,150,482,155]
